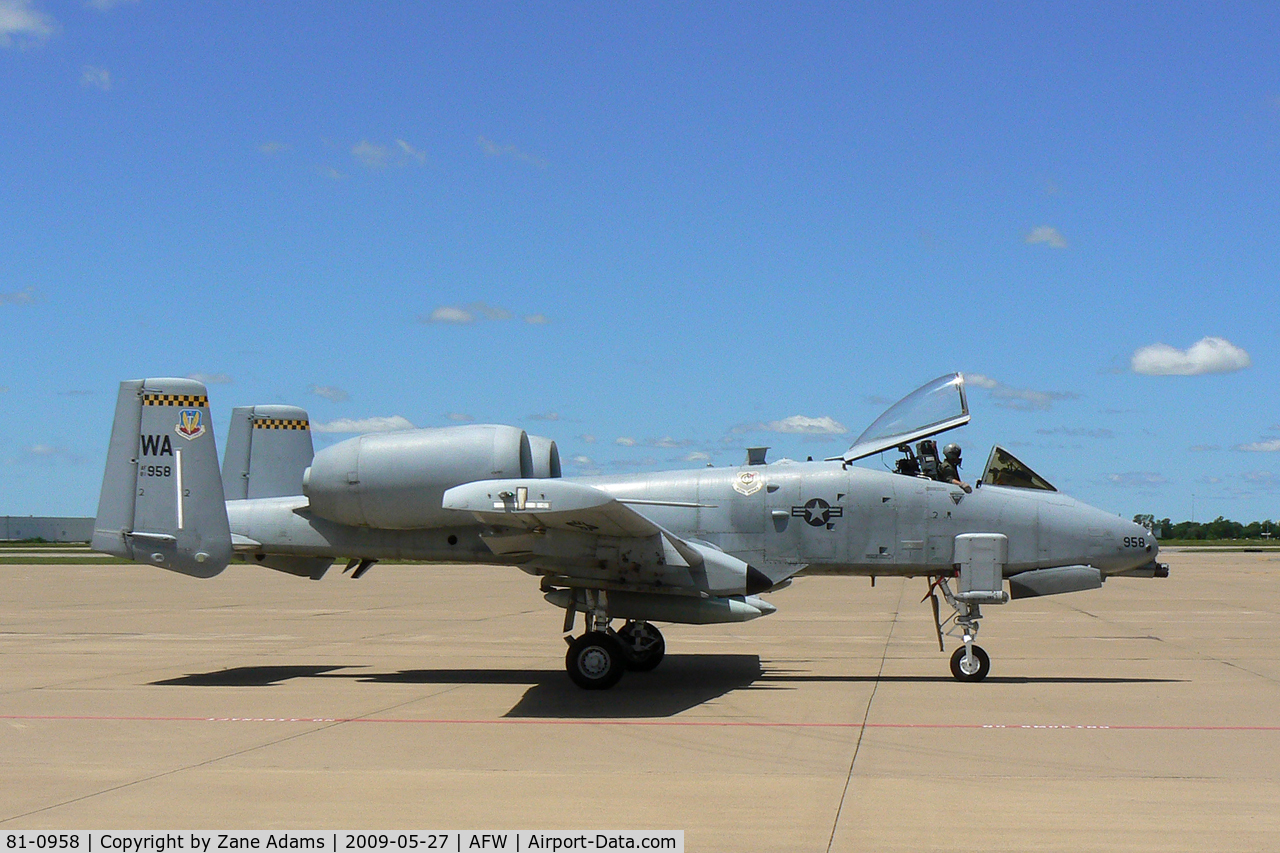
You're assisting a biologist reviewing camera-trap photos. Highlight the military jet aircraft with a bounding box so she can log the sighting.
[93,373,1166,689]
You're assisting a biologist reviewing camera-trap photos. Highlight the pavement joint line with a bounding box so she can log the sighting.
[0,710,359,825]
[827,580,902,853]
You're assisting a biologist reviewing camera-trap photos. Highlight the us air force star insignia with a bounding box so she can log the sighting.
[791,498,843,527]
[733,470,763,496]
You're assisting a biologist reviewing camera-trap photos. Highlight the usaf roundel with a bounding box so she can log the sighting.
[792,497,844,527]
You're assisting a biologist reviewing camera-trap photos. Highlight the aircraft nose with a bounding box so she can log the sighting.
[1120,517,1159,568]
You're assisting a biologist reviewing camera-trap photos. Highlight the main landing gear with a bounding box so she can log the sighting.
[561,592,667,689]
[926,575,993,682]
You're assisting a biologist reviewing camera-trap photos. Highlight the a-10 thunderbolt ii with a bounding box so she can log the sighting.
[93,373,1167,689]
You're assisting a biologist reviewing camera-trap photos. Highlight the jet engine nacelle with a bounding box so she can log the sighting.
[303,424,552,529]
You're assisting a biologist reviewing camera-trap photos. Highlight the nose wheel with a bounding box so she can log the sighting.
[949,644,990,681]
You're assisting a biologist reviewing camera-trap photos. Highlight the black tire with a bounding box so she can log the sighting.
[949,644,991,682]
[616,621,666,672]
[566,631,626,689]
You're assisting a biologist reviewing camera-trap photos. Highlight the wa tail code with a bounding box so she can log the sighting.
[141,435,174,456]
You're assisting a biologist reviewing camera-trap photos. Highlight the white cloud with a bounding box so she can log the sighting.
[186,372,232,385]
[421,302,514,324]
[1106,471,1167,487]
[477,135,548,169]
[322,166,344,181]
[615,437,637,447]
[729,415,849,438]
[650,436,693,448]
[27,444,59,457]
[524,314,550,325]
[684,451,711,463]
[395,138,426,163]
[308,384,349,403]
[528,412,559,422]
[767,415,848,435]
[966,374,1077,411]
[472,302,511,320]
[425,306,474,324]
[352,138,428,169]
[1,0,56,46]
[352,140,389,168]
[1235,439,1280,453]
[569,455,593,466]
[445,412,474,423]
[0,288,36,305]
[312,416,414,434]
[80,65,110,90]
[427,303,473,320]
[1188,444,1220,452]
[1131,337,1251,376]
[1025,226,1068,249]
[578,434,596,444]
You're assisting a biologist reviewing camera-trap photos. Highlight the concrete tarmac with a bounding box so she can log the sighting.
[1,550,1277,851]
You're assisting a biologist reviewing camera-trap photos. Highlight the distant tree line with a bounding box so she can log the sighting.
[1133,514,1276,540]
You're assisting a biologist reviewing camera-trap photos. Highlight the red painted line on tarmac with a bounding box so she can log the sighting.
[2,713,1279,731]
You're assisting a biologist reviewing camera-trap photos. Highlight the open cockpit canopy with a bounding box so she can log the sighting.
[833,373,970,464]
[980,445,1057,491]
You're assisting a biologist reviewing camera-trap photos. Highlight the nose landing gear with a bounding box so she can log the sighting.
[926,575,994,682]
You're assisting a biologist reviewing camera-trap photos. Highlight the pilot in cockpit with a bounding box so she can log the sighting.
[938,443,972,493]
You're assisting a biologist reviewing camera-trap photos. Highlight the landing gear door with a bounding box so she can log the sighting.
[954,533,1009,605]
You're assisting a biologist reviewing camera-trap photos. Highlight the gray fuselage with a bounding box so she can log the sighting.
[225,459,1157,586]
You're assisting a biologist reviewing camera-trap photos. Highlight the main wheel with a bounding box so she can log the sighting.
[949,644,991,682]
[566,631,626,689]
[616,621,666,672]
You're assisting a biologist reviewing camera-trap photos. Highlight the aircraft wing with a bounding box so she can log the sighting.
[442,478,772,595]
[443,478,663,538]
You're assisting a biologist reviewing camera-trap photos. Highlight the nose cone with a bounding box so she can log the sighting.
[1037,494,1159,573]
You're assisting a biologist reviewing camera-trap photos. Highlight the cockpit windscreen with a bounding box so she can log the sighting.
[981,446,1056,491]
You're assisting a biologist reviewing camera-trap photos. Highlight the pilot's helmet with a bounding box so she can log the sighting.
[943,443,962,461]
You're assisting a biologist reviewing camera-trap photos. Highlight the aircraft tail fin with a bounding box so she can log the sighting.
[92,378,232,578]
[221,405,314,500]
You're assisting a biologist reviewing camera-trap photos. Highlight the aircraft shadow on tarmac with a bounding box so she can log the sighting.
[148,659,1182,718]
[152,665,350,687]
[148,656,768,717]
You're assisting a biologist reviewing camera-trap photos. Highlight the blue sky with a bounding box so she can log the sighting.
[2,1,1278,523]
